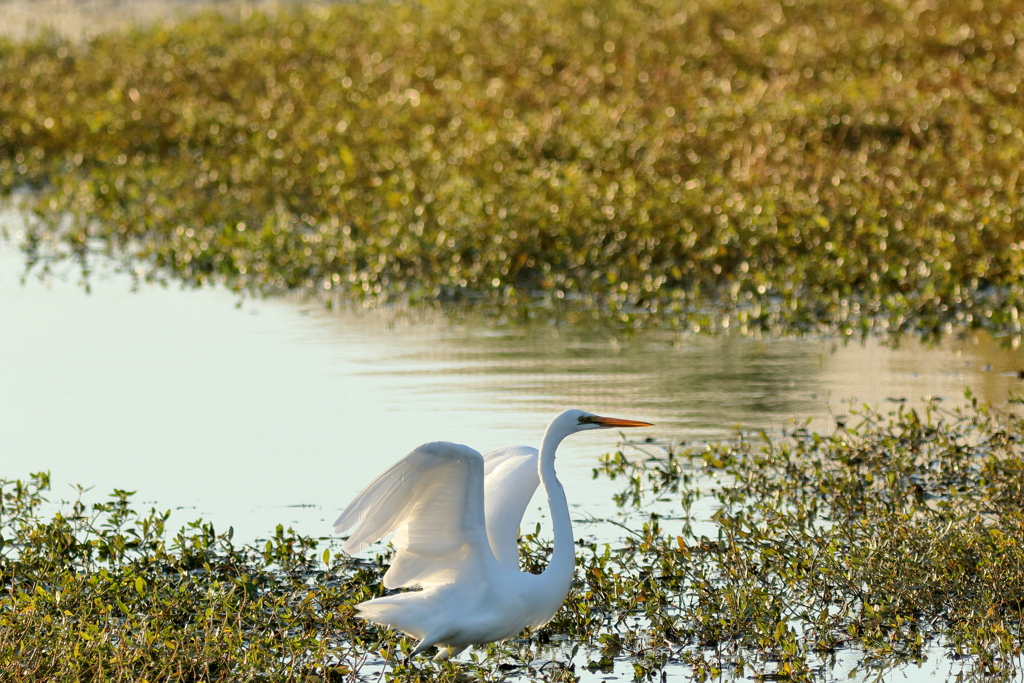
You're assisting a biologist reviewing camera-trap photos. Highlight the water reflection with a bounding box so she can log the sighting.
[2,209,1023,545]
[353,322,828,439]
[310,305,1024,440]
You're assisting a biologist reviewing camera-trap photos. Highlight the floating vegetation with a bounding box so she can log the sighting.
[1,0,1023,336]
[3,395,1023,680]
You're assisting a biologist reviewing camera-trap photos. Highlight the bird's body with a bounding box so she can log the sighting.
[356,552,562,659]
[333,410,651,659]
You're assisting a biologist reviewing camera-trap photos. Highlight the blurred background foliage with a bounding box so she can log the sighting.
[1,0,1023,335]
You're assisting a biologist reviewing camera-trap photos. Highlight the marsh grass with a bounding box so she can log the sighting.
[582,393,1024,681]
[4,396,1023,681]
[2,0,1024,336]
[0,474,390,681]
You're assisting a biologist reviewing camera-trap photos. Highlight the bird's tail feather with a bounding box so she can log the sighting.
[354,594,433,640]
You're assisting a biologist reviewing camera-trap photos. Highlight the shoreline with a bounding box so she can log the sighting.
[0,0,285,40]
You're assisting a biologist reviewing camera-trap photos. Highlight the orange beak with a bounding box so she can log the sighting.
[594,416,654,428]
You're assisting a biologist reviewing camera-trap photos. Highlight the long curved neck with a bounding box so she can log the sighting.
[537,429,575,594]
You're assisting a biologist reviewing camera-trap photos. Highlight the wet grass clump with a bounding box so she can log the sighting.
[0,475,388,681]
[584,394,1024,680]
[2,0,1024,336]
[4,397,1023,681]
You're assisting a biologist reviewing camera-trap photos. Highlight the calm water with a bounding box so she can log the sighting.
[5,215,1022,683]
[3,209,1023,545]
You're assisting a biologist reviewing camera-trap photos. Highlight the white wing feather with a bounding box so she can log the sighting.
[481,445,540,569]
[333,441,491,589]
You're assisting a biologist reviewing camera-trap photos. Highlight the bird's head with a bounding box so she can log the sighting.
[549,409,653,438]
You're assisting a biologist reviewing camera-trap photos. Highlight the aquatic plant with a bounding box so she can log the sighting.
[1,0,1023,336]
[583,393,1024,680]
[3,396,1022,680]
[0,474,386,681]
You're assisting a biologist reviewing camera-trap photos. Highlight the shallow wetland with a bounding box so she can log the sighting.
[2,0,1024,681]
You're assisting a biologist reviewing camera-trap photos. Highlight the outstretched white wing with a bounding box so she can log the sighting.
[482,445,540,569]
[333,441,492,589]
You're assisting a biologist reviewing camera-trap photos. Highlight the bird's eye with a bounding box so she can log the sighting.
[577,415,588,424]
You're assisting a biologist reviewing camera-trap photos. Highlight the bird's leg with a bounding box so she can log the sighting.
[409,637,436,659]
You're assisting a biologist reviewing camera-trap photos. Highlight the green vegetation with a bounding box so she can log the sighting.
[4,3,1022,679]
[585,394,1024,681]
[0,476,386,681]
[4,397,1023,681]
[2,0,1023,336]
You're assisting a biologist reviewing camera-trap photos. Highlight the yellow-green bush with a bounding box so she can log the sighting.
[2,0,1023,335]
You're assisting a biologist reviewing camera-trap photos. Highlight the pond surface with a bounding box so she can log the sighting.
[3,209,1024,546]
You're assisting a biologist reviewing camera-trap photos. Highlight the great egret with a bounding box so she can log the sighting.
[333,409,652,660]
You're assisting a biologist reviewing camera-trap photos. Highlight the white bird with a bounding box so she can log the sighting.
[332,409,652,660]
